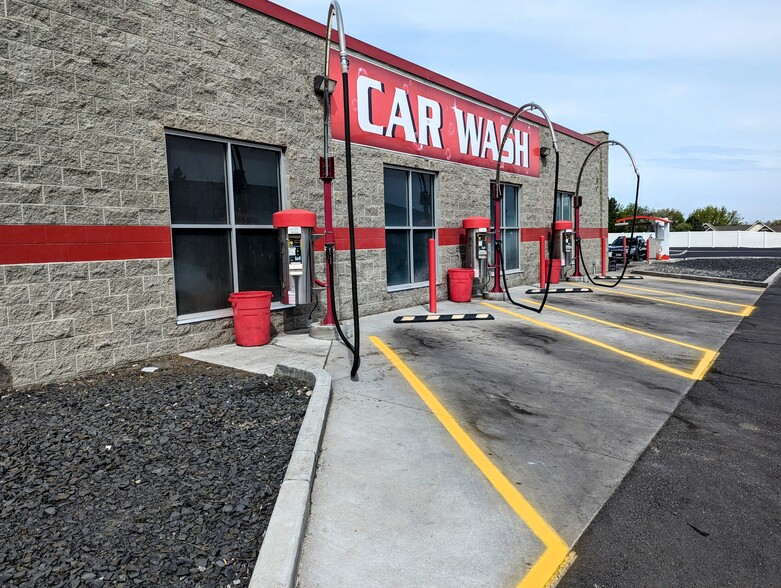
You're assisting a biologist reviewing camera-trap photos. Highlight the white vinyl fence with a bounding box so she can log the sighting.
[609,231,781,248]
[669,231,781,248]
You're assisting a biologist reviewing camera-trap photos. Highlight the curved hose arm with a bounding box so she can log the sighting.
[494,102,561,314]
[322,0,361,378]
[575,140,639,200]
[322,1,349,176]
[574,140,641,288]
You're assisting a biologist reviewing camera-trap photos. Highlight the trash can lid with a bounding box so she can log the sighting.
[462,216,491,229]
[272,209,317,228]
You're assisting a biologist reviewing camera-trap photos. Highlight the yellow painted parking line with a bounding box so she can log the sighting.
[691,349,720,381]
[520,299,714,353]
[370,336,570,588]
[483,303,716,380]
[644,275,764,292]
[594,288,752,317]
[617,283,756,312]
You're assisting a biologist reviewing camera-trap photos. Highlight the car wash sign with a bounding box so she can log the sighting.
[329,54,541,177]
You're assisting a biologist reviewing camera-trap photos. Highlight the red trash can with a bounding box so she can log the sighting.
[447,268,474,302]
[543,259,561,284]
[228,291,273,346]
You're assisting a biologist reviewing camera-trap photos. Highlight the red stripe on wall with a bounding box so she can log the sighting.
[0,224,607,264]
[520,227,607,242]
[312,228,386,252]
[521,228,549,242]
[438,228,464,247]
[0,225,172,264]
[579,227,609,239]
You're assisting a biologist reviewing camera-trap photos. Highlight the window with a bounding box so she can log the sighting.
[384,167,436,288]
[165,132,283,321]
[556,191,573,222]
[490,183,522,271]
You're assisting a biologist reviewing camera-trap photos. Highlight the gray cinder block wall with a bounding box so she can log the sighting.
[0,0,608,388]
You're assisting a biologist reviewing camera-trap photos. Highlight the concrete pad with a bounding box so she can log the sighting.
[309,321,353,341]
[298,351,543,588]
[182,331,331,375]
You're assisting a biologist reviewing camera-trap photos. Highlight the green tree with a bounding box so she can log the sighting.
[686,214,704,231]
[654,207,690,231]
[608,197,620,232]
[688,205,744,227]
[613,202,653,232]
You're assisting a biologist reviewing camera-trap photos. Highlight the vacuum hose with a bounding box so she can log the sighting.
[341,68,361,378]
[493,102,560,314]
[574,140,640,289]
[323,1,360,378]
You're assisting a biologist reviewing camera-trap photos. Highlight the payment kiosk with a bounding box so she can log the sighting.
[272,209,316,306]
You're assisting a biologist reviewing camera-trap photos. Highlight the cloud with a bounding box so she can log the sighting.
[645,156,761,171]
[275,0,781,224]
[290,0,781,62]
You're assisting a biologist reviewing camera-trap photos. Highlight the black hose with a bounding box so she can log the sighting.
[576,178,640,287]
[342,70,360,378]
[321,2,359,379]
[491,103,561,314]
[308,289,320,322]
[574,140,641,289]
[499,149,561,313]
[325,244,356,357]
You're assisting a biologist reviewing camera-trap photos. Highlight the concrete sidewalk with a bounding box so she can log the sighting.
[297,303,546,588]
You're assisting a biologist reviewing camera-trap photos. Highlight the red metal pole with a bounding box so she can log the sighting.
[622,235,627,268]
[539,236,546,288]
[320,158,335,326]
[491,187,503,293]
[573,206,582,277]
[601,236,607,276]
[428,238,437,313]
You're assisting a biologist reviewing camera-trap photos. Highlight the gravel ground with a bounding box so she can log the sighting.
[645,257,781,282]
[0,356,311,588]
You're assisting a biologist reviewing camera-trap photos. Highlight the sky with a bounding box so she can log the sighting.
[275,0,781,224]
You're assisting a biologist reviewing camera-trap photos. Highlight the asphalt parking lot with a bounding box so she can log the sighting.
[559,282,780,587]
[298,275,766,587]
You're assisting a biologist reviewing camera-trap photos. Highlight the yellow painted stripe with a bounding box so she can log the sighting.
[594,288,747,316]
[690,350,720,381]
[521,299,714,353]
[644,275,764,292]
[483,303,705,380]
[370,336,570,588]
[617,283,754,310]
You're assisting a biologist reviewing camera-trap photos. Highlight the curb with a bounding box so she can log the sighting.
[765,266,781,286]
[248,364,332,588]
[631,268,769,288]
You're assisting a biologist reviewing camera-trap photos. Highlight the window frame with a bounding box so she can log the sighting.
[165,129,289,324]
[490,182,522,273]
[556,190,574,223]
[383,165,438,291]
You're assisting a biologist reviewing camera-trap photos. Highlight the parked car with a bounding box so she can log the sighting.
[609,235,646,262]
